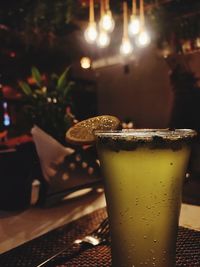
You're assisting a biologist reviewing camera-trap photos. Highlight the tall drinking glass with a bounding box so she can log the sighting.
[95,129,196,267]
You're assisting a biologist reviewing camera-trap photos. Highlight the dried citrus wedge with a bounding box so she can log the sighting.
[66,115,121,145]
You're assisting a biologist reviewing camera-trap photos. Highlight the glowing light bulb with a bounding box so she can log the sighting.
[137,30,151,47]
[120,38,133,55]
[80,57,91,69]
[128,15,140,36]
[100,11,115,32]
[84,22,98,44]
[3,113,10,126]
[97,31,110,47]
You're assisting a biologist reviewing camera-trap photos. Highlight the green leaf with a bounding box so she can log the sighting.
[19,81,32,95]
[56,67,70,91]
[63,81,74,97]
[31,67,42,86]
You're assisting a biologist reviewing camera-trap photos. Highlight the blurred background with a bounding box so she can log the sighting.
[1,0,200,208]
[0,0,200,136]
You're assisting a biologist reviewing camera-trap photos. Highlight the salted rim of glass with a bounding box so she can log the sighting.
[94,129,197,141]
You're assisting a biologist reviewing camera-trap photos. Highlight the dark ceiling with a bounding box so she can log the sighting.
[0,0,200,84]
[0,0,200,34]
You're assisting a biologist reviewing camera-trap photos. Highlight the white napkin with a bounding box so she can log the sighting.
[31,125,74,185]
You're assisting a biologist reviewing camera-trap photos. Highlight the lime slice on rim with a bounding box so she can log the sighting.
[65,115,121,145]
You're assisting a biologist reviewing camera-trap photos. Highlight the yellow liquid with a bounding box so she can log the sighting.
[97,144,191,267]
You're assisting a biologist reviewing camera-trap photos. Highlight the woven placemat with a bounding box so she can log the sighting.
[0,207,200,267]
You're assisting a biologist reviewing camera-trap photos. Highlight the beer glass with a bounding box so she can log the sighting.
[95,129,196,267]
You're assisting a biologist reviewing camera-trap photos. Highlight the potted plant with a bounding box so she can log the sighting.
[19,66,76,144]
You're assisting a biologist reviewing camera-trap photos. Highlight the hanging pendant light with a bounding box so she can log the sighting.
[97,0,110,47]
[97,31,110,47]
[136,0,151,47]
[137,30,150,46]
[120,1,133,55]
[84,0,98,44]
[99,0,115,33]
[128,0,140,36]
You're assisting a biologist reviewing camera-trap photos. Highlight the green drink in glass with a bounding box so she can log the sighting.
[95,129,196,267]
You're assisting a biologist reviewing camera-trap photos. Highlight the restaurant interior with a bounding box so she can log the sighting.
[0,0,200,266]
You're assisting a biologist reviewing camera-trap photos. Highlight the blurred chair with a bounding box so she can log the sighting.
[0,140,37,211]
